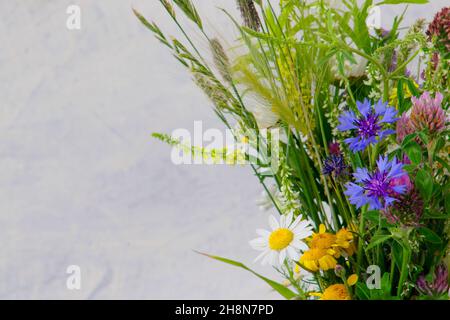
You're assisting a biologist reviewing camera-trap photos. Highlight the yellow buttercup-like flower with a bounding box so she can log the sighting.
[309,224,337,250]
[310,275,357,300]
[314,284,351,300]
[300,247,337,272]
[347,274,359,286]
[299,224,357,272]
[334,228,356,257]
[389,81,419,108]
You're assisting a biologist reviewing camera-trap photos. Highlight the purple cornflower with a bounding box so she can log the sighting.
[344,156,407,210]
[382,156,423,226]
[338,99,398,152]
[323,154,348,177]
[417,265,449,298]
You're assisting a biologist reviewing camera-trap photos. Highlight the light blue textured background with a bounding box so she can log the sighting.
[0,0,447,299]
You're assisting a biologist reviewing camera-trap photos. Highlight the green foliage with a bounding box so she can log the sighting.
[138,0,449,300]
[172,0,203,29]
[377,0,428,4]
[195,251,297,300]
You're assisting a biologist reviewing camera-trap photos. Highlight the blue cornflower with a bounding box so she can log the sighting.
[322,154,348,177]
[344,156,407,210]
[337,99,398,152]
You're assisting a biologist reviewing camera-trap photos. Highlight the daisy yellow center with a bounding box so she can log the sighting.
[269,228,294,251]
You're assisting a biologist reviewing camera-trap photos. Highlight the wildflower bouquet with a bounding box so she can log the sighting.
[135,0,450,300]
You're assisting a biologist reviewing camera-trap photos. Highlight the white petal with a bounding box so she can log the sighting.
[291,239,308,251]
[293,229,313,240]
[256,229,270,237]
[254,250,269,263]
[261,251,270,265]
[289,214,303,230]
[279,249,286,265]
[268,215,279,230]
[269,251,278,266]
[299,220,313,230]
[284,212,294,228]
[293,223,313,238]
[249,237,267,250]
[287,246,300,261]
[279,215,286,229]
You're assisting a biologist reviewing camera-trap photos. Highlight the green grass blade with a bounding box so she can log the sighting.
[195,251,297,300]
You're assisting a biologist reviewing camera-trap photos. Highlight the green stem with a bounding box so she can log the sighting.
[356,207,367,273]
[397,246,410,297]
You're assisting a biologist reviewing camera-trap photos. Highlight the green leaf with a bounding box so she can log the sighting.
[377,0,428,5]
[415,169,433,201]
[391,240,404,271]
[406,79,421,97]
[196,251,297,300]
[403,164,416,174]
[403,141,422,165]
[418,131,429,145]
[436,156,450,172]
[417,227,442,244]
[397,245,411,296]
[432,137,445,160]
[397,79,405,112]
[401,132,418,148]
[446,192,450,214]
[355,283,371,300]
[365,210,391,228]
[366,234,392,251]
[381,272,392,296]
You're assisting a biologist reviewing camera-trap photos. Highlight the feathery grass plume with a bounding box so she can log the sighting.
[410,18,427,34]
[209,38,232,84]
[151,133,178,146]
[193,72,231,111]
[144,0,450,300]
[151,133,246,165]
[278,156,302,217]
[236,0,261,31]
[232,56,302,131]
[132,9,173,49]
[172,0,203,30]
[160,0,175,17]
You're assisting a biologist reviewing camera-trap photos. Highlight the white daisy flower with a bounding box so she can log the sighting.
[249,213,313,266]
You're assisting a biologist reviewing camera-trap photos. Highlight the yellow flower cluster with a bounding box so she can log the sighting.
[389,81,419,108]
[312,284,351,300]
[310,275,359,300]
[298,224,356,272]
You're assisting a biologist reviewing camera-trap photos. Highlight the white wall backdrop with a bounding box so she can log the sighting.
[0,0,447,299]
